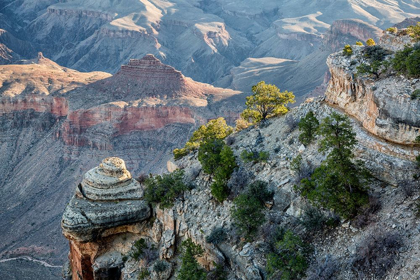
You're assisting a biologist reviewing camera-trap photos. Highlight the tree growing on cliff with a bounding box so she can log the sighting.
[295,113,371,218]
[143,170,189,209]
[173,117,233,160]
[298,110,319,145]
[343,45,353,56]
[241,81,295,123]
[177,239,207,280]
[198,139,237,202]
[407,22,420,42]
[366,38,376,46]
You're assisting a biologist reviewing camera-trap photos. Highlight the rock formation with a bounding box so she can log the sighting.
[325,35,420,147]
[62,157,150,280]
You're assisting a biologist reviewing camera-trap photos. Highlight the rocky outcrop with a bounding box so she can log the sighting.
[62,157,150,279]
[325,37,420,148]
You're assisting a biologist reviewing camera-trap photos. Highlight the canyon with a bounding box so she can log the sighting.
[0,53,243,273]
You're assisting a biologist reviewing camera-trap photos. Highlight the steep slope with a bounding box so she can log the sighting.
[60,30,420,280]
[0,54,244,268]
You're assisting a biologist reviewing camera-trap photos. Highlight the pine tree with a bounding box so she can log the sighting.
[298,111,319,145]
[177,239,207,280]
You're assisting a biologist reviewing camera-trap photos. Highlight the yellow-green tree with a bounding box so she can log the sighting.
[407,22,420,42]
[241,81,295,123]
[366,38,376,46]
[173,117,233,159]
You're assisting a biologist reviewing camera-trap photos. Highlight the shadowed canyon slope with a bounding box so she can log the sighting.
[0,54,243,265]
[1,0,420,97]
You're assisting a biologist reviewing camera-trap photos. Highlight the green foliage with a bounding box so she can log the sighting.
[198,139,237,202]
[131,239,148,260]
[138,268,150,280]
[343,44,353,56]
[407,22,420,42]
[173,117,233,159]
[392,46,420,78]
[411,89,420,100]
[207,262,228,280]
[290,154,303,173]
[153,260,168,275]
[231,181,273,240]
[241,81,295,123]
[300,207,339,233]
[298,110,319,145]
[357,46,391,78]
[386,27,397,34]
[295,113,371,218]
[177,239,207,280]
[266,229,311,280]
[415,135,420,143]
[205,227,227,245]
[240,150,269,163]
[173,148,188,160]
[366,38,376,46]
[144,170,189,209]
[356,41,364,46]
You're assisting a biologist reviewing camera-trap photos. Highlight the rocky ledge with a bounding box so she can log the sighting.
[61,157,150,242]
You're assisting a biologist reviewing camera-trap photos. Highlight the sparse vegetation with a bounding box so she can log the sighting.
[356,46,391,78]
[411,89,420,100]
[205,227,227,245]
[138,268,150,280]
[392,45,420,78]
[352,230,402,279]
[386,27,397,34]
[207,261,228,280]
[407,22,420,42]
[241,81,295,123]
[153,260,168,278]
[343,44,353,56]
[295,113,371,219]
[198,139,237,202]
[131,239,148,260]
[173,117,233,159]
[266,228,312,280]
[231,181,273,240]
[143,170,190,209]
[177,239,207,280]
[356,41,364,46]
[298,110,319,145]
[240,149,269,163]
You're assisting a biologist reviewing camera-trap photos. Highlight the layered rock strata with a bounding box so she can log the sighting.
[325,36,420,147]
[62,157,150,279]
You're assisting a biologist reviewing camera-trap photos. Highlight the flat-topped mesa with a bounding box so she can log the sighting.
[118,54,184,82]
[62,157,150,242]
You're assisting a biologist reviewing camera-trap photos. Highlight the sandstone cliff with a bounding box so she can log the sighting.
[60,34,420,279]
[0,54,244,270]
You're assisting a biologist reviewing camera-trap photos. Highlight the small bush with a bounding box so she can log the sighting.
[355,41,364,46]
[366,38,376,46]
[343,44,353,56]
[407,22,420,42]
[411,89,420,99]
[300,207,328,232]
[386,27,397,34]
[285,114,299,133]
[298,110,319,145]
[205,227,227,245]
[131,239,148,260]
[392,46,420,78]
[231,181,273,240]
[266,229,312,280]
[400,179,418,198]
[227,167,250,199]
[144,170,189,209]
[173,148,188,160]
[352,230,402,279]
[306,255,339,280]
[177,239,207,280]
[241,149,269,163]
[353,195,381,228]
[207,261,228,280]
[137,174,148,184]
[235,117,250,132]
[138,268,150,280]
[153,260,168,274]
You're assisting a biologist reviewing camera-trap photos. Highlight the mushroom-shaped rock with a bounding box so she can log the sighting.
[61,157,150,242]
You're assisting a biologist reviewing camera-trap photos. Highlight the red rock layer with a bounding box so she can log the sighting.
[61,105,196,147]
[0,95,68,117]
